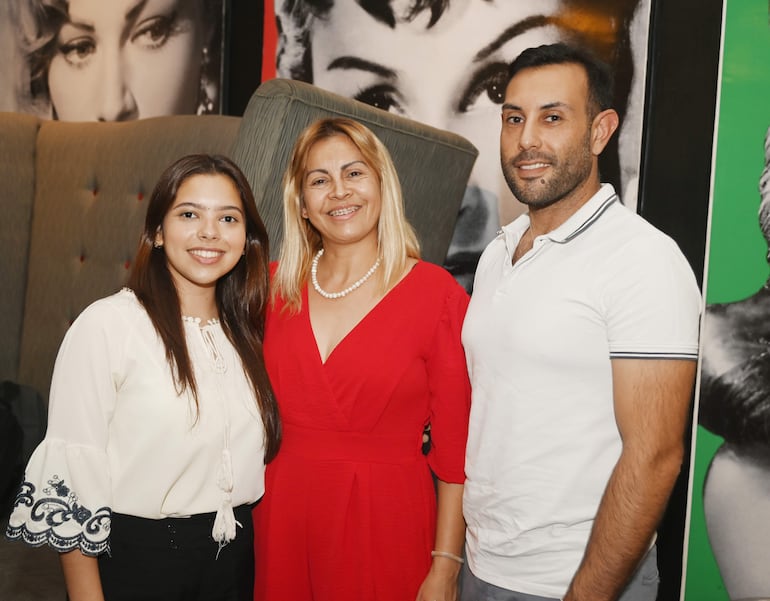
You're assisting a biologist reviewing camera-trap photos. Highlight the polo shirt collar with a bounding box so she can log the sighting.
[500,183,618,255]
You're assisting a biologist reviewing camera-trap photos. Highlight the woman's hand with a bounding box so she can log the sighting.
[415,555,461,601]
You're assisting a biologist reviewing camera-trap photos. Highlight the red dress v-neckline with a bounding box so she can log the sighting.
[307,261,421,365]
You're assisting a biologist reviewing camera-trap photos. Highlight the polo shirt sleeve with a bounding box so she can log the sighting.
[603,232,701,360]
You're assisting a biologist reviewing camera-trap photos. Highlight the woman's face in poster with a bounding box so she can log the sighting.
[310,0,564,230]
[47,0,206,121]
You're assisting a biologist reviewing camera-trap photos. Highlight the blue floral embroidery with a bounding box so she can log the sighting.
[6,476,111,556]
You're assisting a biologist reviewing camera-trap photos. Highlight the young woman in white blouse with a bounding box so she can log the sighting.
[5,154,281,601]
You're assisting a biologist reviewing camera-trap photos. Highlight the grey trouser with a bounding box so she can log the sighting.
[460,546,658,601]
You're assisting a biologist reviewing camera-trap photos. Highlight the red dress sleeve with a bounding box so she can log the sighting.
[425,280,471,483]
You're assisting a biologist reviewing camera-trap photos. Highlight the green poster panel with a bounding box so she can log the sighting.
[684,1,770,600]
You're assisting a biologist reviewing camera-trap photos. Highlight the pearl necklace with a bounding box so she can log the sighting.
[311,248,381,299]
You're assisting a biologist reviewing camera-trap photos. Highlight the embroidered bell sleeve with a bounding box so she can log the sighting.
[426,280,471,484]
[6,299,124,556]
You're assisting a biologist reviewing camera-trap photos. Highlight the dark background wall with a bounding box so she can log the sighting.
[223,0,264,117]
[618,0,722,599]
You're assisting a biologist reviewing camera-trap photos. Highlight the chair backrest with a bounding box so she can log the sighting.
[232,79,478,264]
[0,112,38,385]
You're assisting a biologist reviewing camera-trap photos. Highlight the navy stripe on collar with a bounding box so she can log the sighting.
[550,193,619,244]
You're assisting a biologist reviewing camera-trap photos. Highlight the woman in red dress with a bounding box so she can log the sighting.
[253,118,471,601]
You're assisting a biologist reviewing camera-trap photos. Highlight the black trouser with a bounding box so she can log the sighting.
[97,505,254,601]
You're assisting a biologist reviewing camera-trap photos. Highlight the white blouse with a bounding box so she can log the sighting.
[6,289,267,555]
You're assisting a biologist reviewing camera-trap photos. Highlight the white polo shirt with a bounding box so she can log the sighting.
[462,184,701,598]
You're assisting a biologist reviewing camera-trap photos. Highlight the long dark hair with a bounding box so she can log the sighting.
[127,154,281,462]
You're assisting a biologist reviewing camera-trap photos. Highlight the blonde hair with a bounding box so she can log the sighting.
[274,117,420,312]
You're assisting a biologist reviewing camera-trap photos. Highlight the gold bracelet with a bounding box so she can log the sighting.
[431,550,465,564]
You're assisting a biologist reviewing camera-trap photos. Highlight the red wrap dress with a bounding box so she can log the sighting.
[253,261,471,600]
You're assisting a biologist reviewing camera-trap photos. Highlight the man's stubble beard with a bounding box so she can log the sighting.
[501,131,593,210]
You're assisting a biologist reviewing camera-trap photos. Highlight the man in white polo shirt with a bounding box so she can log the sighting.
[461,43,701,601]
